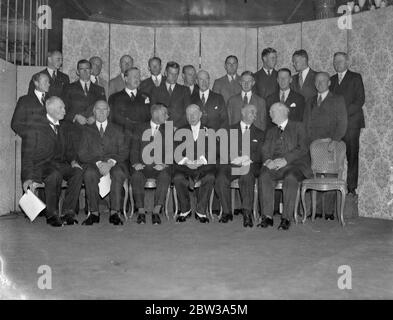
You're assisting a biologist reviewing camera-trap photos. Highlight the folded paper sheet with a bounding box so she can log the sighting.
[19,190,46,221]
[99,174,111,198]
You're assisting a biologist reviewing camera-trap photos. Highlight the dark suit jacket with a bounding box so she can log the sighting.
[187,84,200,101]
[28,68,70,98]
[190,90,228,131]
[140,75,166,97]
[303,91,348,145]
[78,122,129,166]
[212,74,242,104]
[63,80,106,123]
[253,68,279,99]
[329,70,365,129]
[108,74,126,97]
[11,93,46,137]
[291,68,317,102]
[151,83,191,128]
[262,120,312,178]
[109,89,151,134]
[21,118,75,181]
[265,89,306,128]
[227,92,267,131]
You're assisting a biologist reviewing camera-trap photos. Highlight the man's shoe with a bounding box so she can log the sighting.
[212,210,221,216]
[195,213,209,223]
[61,209,78,225]
[325,214,335,221]
[176,215,187,223]
[137,213,146,224]
[278,218,290,230]
[242,209,253,228]
[233,209,242,216]
[109,212,123,225]
[219,213,233,223]
[46,215,63,227]
[152,213,161,225]
[257,215,273,228]
[82,213,100,225]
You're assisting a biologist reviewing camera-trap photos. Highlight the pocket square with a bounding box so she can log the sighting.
[290,103,296,108]
[252,139,258,142]
[214,106,218,109]
[145,97,150,104]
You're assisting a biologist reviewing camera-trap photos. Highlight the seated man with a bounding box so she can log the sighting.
[21,96,83,227]
[130,104,171,225]
[173,104,216,223]
[78,100,129,226]
[215,104,264,227]
[258,102,312,230]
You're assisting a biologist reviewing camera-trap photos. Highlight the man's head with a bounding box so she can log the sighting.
[186,104,202,126]
[270,102,289,126]
[120,55,134,74]
[148,57,162,76]
[261,47,277,70]
[151,104,168,125]
[89,56,103,77]
[165,61,180,85]
[182,65,197,87]
[333,52,349,74]
[93,100,110,123]
[32,72,50,93]
[196,70,210,92]
[224,55,238,76]
[76,59,92,81]
[46,96,66,121]
[241,104,258,125]
[315,72,331,93]
[240,71,255,92]
[124,67,141,90]
[292,49,309,72]
[47,51,63,70]
[277,68,292,91]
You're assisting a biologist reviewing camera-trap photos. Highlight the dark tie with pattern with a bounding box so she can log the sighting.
[84,82,88,96]
[99,124,104,138]
[49,121,59,134]
[53,70,57,80]
[201,93,206,105]
[243,94,248,105]
[41,93,46,105]
[280,91,285,103]
[299,73,304,88]
[168,85,173,96]
[317,94,322,107]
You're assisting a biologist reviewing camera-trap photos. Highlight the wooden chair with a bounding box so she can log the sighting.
[300,139,347,227]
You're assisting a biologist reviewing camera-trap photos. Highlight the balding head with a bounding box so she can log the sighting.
[119,55,134,73]
[269,102,289,126]
[186,104,202,126]
[197,70,210,91]
[93,100,110,123]
[46,96,66,122]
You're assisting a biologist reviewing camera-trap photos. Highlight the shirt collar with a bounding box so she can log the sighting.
[318,90,329,101]
[166,82,175,90]
[96,119,108,131]
[152,74,162,82]
[240,121,251,131]
[34,89,45,100]
[80,79,91,87]
[189,84,194,92]
[278,119,288,131]
[191,121,201,131]
[263,67,272,75]
[301,67,310,80]
[150,120,160,130]
[242,91,252,98]
[200,89,209,100]
[338,69,347,79]
[125,87,137,97]
[227,74,236,81]
[47,67,56,77]
[46,113,59,126]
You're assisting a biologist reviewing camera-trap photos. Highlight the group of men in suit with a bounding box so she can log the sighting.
[11,46,365,230]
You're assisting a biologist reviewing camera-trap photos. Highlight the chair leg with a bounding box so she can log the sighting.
[231,188,235,216]
[311,190,317,222]
[253,183,258,222]
[129,183,134,220]
[173,186,178,220]
[294,186,300,224]
[123,181,129,222]
[165,186,170,220]
[301,186,307,224]
[339,187,346,227]
[209,189,215,221]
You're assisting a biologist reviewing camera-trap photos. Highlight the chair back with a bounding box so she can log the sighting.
[310,139,346,179]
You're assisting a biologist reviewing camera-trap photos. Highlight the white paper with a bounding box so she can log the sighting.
[99,174,111,198]
[19,190,46,221]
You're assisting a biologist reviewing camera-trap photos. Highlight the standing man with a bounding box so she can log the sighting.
[78,101,129,226]
[182,65,199,100]
[89,56,108,98]
[191,70,228,131]
[28,50,69,98]
[254,47,279,99]
[21,97,83,227]
[63,59,106,150]
[227,70,267,131]
[258,103,312,231]
[12,72,50,137]
[108,54,134,97]
[130,104,171,225]
[140,57,166,97]
[109,67,151,136]
[291,49,317,102]
[330,52,365,197]
[266,68,306,129]
[215,104,264,227]
[151,61,191,129]
[212,55,242,104]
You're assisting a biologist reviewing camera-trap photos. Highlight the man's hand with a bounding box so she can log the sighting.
[264,159,275,170]
[133,163,145,171]
[74,114,87,125]
[23,179,35,193]
[186,163,199,170]
[71,160,83,170]
[231,156,243,166]
[87,116,95,125]
[273,158,288,170]
[154,164,166,171]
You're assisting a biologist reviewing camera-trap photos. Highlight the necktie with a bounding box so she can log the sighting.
[201,93,206,105]
[99,124,104,138]
[268,70,271,76]
[49,121,58,134]
[338,73,343,85]
[84,82,88,96]
[154,76,159,87]
[278,126,284,134]
[168,84,173,96]
[95,76,98,84]
[52,70,57,80]
[280,91,285,103]
[317,94,323,107]
[299,73,304,88]
[152,125,159,136]
[41,93,46,105]
[244,125,249,134]
[130,92,136,100]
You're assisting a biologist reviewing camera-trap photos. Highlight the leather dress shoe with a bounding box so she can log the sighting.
[195,213,209,223]
[212,210,221,216]
[61,209,78,225]
[233,209,242,216]
[109,212,123,225]
[152,213,161,225]
[325,214,335,221]
[242,209,253,228]
[257,216,273,228]
[278,218,290,230]
[219,213,233,223]
[46,215,64,227]
[82,213,100,225]
[137,213,146,224]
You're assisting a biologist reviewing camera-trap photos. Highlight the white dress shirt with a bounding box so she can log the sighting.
[317,90,329,104]
[278,119,288,131]
[96,119,108,132]
[191,121,201,141]
[34,89,45,104]
[125,87,137,98]
[263,67,273,76]
[152,74,162,84]
[241,91,252,104]
[227,74,237,82]
[199,89,210,102]
[338,69,347,84]
[301,67,310,83]
[189,84,194,94]
[166,82,175,92]
[151,120,160,136]
[47,67,56,78]
[47,113,59,133]
[80,80,91,91]
[240,121,251,134]
[280,88,290,102]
